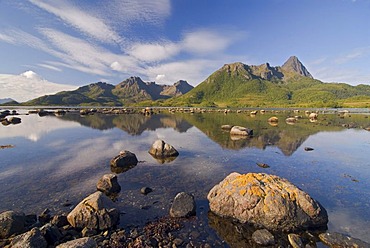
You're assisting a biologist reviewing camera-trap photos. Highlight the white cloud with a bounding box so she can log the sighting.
[156,74,166,81]
[128,42,179,62]
[0,33,16,44]
[182,30,234,54]
[0,71,77,102]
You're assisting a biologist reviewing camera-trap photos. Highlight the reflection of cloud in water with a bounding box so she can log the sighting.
[0,114,80,141]
[327,208,370,242]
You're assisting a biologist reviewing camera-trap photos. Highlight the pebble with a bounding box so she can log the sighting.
[140,187,153,195]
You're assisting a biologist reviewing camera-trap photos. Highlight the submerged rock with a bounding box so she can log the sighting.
[149,139,179,158]
[170,192,196,218]
[67,191,119,231]
[207,172,328,231]
[319,232,370,248]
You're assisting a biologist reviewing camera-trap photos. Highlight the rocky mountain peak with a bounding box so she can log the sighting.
[282,56,313,78]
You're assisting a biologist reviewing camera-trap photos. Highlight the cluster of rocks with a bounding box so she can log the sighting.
[1,109,21,126]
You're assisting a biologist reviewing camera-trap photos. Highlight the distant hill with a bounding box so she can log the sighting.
[25,78,193,106]
[0,98,16,104]
[166,56,370,108]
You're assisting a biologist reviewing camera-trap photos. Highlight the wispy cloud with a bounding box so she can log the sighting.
[37,63,62,72]
[28,0,123,45]
[335,46,370,64]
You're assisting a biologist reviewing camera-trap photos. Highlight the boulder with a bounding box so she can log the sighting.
[319,232,370,248]
[110,150,138,173]
[96,174,121,196]
[207,172,328,232]
[149,140,179,158]
[0,211,26,238]
[10,227,47,248]
[56,237,97,248]
[170,192,196,218]
[67,191,119,231]
[230,126,253,136]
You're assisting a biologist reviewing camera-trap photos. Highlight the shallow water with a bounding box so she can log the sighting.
[1,109,370,245]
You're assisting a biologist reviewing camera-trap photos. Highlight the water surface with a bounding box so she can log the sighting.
[1,109,369,245]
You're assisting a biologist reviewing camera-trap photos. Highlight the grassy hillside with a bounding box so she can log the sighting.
[165,63,370,108]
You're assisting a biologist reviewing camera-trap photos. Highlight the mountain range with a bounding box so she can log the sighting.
[166,56,370,108]
[24,78,193,106]
[10,56,370,108]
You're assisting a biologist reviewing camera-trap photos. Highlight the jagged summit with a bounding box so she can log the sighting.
[282,56,313,78]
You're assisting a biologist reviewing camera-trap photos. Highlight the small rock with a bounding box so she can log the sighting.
[8,117,21,124]
[140,187,153,195]
[256,162,270,168]
[56,237,97,248]
[81,227,97,237]
[40,223,62,245]
[252,229,275,245]
[110,150,138,173]
[170,192,196,218]
[288,233,304,248]
[268,117,279,123]
[51,215,69,227]
[230,126,253,136]
[11,227,47,248]
[96,174,121,196]
[149,139,179,158]
[304,147,314,151]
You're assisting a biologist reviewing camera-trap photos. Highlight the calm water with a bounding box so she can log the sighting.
[1,109,370,245]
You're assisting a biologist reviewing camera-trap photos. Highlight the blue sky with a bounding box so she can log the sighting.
[1,0,370,101]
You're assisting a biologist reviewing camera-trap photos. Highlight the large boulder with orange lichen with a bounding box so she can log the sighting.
[207,172,328,232]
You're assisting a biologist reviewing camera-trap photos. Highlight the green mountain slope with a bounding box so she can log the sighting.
[24,78,193,106]
[166,56,370,108]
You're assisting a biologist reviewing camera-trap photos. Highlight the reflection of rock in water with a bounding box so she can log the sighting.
[149,153,177,164]
[208,212,323,248]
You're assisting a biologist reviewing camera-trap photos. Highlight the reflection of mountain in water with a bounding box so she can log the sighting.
[57,111,367,156]
[175,112,363,156]
[58,113,192,135]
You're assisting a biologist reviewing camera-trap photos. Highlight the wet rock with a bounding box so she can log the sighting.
[221,125,234,130]
[149,139,179,158]
[140,187,153,195]
[207,172,328,232]
[170,192,196,218]
[288,233,304,248]
[0,211,26,238]
[96,174,121,196]
[56,237,97,248]
[319,232,370,248]
[230,126,253,136]
[110,150,138,173]
[8,116,21,124]
[251,229,275,245]
[67,191,119,231]
[10,227,47,248]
